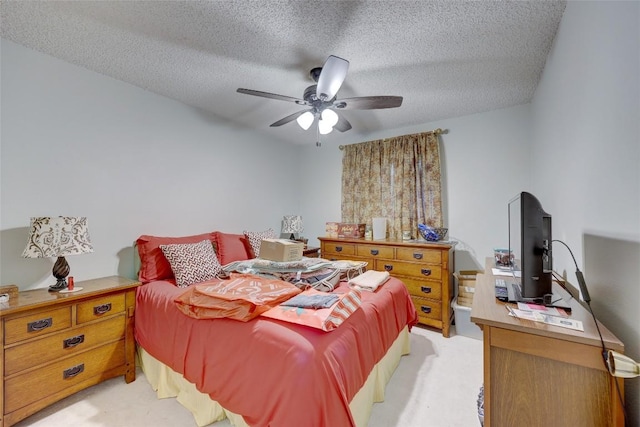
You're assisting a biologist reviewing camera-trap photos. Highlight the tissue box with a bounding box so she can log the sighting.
[259,239,304,262]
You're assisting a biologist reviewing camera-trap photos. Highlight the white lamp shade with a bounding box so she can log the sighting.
[318,120,333,135]
[22,217,93,258]
[321,109,339,127]
[296,111,315,130]
[282,215,304,234]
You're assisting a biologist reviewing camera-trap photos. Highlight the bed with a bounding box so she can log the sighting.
[133,231,418,426]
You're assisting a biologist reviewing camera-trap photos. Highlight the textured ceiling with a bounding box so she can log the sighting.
[1,1,566,145]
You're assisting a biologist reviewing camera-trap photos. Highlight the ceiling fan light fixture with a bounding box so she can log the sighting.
[296,111,315,130]
[318,119,334,135]
[321,109,339,128]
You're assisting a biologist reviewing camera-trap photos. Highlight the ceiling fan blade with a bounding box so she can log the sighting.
[316,55,349,101]
[237,88,306,104]
[335,96,403,110]
[270,110,310,127]
[333,113,352,132]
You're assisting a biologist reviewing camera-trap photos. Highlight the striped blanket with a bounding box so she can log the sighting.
[261,288,362,331]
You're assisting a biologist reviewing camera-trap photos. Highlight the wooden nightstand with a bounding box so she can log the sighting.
[303,246,320,258]
[0,276,141,427]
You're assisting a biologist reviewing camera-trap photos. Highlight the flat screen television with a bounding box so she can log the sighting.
[508,191,553,299]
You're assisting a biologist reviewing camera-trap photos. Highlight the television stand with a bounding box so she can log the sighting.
[472,258,625,426]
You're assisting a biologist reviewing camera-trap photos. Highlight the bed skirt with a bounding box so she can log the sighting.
[137,325,411,427]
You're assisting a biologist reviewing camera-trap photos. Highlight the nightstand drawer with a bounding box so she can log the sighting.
[374,260,442,280]
[401,276,443,300]
[5,340,126,414]
[355,244,394,259]
[396,247,442,264]
[77,293,125,324]
[5,314,126,376]
[411,296,442,321]
[4,306,72,345]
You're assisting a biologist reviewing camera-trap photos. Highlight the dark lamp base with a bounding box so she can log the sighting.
[50,256,70,292]
[49,278,68,292]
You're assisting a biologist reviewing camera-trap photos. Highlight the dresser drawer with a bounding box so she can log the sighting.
[4,306,72,345]
[321,242,357,257]
[5,314,126,376]
[396,247,442,264]
[374,260,442,280]
[411,296,442,321]
[5,340,126,414]
[401,276,443,300]
[355,244,395,259]
[77,293,125,324]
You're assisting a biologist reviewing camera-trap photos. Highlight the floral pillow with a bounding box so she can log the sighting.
[243,228,276,258]
[160,240,222,287]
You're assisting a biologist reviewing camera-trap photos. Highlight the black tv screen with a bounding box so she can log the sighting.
[508,192,552,299]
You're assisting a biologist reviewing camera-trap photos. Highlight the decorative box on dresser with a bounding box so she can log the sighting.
[319,237,455,337]
[0,276,141,427]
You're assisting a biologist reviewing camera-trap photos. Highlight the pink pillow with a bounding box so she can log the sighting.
[213,232,252,264]
[136,232,216,283]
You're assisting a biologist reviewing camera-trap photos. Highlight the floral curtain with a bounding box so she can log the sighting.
[341,131,443,240]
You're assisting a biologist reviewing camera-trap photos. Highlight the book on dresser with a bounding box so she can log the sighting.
[319,237,455,337]
[0,276,141,427]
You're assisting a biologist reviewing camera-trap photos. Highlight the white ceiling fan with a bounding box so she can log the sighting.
[237,55,403,146]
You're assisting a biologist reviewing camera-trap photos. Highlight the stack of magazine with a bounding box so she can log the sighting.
[506,302,583,331]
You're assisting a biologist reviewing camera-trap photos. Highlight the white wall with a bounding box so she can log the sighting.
[1,39,299,289]
[531,2,640,423]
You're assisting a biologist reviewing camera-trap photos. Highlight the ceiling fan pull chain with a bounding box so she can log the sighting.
[316,122,321,147]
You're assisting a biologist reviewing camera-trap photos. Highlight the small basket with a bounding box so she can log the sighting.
[418,226,448,241]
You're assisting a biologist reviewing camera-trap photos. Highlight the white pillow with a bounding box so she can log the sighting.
[160,240,222,287]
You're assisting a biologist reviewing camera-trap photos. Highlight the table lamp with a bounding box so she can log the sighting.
[282,215,303,240]
[22,217,94,292]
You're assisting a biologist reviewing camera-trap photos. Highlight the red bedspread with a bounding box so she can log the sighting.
[135,277,418,427]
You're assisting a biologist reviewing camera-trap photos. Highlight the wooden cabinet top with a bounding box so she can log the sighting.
[319,236,456,250]
[470,259,624,352]
[0,276,141,318]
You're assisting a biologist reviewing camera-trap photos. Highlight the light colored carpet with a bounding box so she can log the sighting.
[15,325,483,427]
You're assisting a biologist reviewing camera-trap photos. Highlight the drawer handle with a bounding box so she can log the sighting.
[94,303,112,315]
[413,253,423,260]
[384,264,393,271]
[63,334,85,349]
[421,286,432,294]
[63,363,85,379]
[335,246,343,252]
[421,269,432,276]
[370,249,379,255]
[28,317,52,332]
[421,306,432,314]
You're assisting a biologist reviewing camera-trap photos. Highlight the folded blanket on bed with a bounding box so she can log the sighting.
[281,293,340,309]
[261,288,361,331]
[348,270,390,292]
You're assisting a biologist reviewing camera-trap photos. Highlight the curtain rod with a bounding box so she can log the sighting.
[338,128,448,150]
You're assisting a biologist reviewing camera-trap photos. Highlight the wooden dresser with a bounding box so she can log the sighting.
[0,276,141,427]
[471,260,625,426]
[319,237,455,337]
